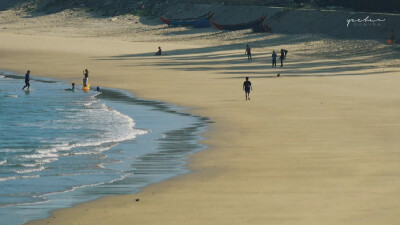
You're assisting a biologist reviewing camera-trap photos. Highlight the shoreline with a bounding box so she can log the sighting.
[0,72,209,225]
[0,14,399,224]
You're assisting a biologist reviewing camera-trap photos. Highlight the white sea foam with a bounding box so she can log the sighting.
[0,71,14,80]
[61,144,118,156]
[0,149,18,153]
[0,175,40,182]
[0,77,156,216]
[0,177,16,182]
[15,166,45,174]
[0,74,10,80]
[10,199,50,207]
[83,99,99,106]
[37,173,132,198]
[34,158,53,164]
[18,98,147,167]
[21,152,58,163]
[96,163,105,169]
[21,163,38,167]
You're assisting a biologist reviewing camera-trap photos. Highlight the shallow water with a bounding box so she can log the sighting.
[0,72,208,225]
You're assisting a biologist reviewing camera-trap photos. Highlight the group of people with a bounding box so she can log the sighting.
[245,45,288,67]
[242,46,289,100]
[22,69,93,92]
[243,28,395,101]
[21,44,286,102]
[272,49,288,68]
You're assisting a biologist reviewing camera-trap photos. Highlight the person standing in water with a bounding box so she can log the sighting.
[272,51,277,68]
[245,44,252,61]
[243,77,252,101]
[22,70,30,91]
[83,69,89,87]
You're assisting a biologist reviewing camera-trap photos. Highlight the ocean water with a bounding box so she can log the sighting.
[0,72,208,225]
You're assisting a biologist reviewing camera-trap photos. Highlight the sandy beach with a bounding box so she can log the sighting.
[0,4,400,224]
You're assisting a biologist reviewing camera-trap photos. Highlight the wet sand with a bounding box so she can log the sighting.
[0,7,399,225]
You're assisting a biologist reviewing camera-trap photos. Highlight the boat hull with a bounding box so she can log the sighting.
[212,15,266,31]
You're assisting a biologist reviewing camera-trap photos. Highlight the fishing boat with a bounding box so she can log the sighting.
[160,11,211,26]
[212,15,266,31]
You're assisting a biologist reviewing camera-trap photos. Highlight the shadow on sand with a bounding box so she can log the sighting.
[93,35,400,80]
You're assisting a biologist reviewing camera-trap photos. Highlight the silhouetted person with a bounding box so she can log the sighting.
[83,69,89,87]
[22,70,30,91]
[155,46,162,55]
[243,76,253,100]
[280,51,285,67]
[245,44,252,61]
[272,51,277,68]
[281,49,288,59]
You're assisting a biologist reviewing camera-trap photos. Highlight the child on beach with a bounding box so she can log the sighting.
[65,83,76,91]
[243,77,252,101]
[22,70,30,91]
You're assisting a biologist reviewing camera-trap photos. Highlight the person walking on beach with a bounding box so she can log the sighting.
[245,44,252,61]
[243,76,252,101]
[83,69,89,87]
[22,70,30,91]
[272,51,277,68]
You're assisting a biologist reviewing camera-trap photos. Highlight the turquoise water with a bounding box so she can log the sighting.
[0,72,208,225]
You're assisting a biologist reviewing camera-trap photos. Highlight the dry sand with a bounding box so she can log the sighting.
[0,6,399,225]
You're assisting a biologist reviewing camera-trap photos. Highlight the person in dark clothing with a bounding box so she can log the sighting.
[245,44,252,61]
[243,76,253,100]
[281,49,288,59]
[272,51,277,68]
[83,69,89,87]
[22,70,30,91]
[155,46,162,55]
[280,51,285,67]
